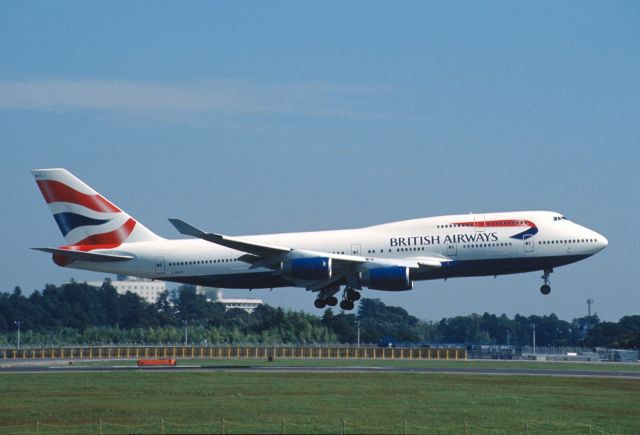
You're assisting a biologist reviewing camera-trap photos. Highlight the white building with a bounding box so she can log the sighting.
[81,277,262,312]
[197,287,263,314]
[86,275,167,304]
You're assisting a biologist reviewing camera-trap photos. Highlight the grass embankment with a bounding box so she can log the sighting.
[0,370,639,434]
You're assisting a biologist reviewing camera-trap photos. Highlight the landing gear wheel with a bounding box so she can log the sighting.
[326,296,338,306]
[340,299,355,311]
[346,288,361,301]
[539,268,553,296]
[314,298,327,309]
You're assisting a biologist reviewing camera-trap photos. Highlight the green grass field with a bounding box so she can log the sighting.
[0,363,639,434]
[70,356,640,372]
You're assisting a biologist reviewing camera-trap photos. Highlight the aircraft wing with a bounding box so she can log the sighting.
[169,219,291,257]
[169,219,446,289]
[31,247,134,262]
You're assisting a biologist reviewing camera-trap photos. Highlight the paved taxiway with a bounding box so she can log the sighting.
[1,364,639,379]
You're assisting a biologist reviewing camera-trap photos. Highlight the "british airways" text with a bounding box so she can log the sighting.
[389,232,499,247]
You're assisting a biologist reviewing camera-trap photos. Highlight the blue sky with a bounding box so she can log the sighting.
[1,1,638,321]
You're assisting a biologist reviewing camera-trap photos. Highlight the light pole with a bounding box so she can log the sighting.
[356,320,361,349]
[531,323,536,355]
[506,330,510,349]
[14,320,21,349]
[182,320,188,346]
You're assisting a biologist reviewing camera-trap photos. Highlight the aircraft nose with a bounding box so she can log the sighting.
[592,232,608,251]
[599,235,608,249]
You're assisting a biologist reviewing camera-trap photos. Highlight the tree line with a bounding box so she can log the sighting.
[0,281,638,348]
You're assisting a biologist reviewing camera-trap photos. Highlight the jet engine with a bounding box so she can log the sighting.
[360,266,413,291]
[281,257,332,281]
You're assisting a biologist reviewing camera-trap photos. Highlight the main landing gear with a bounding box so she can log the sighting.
[339,287,361,311]
[313,285,340,309]
[540,268,552,295]
[314,294,338,309]
[314,286,361,310]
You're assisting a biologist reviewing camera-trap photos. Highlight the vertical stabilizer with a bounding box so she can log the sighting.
[32,168,163,247]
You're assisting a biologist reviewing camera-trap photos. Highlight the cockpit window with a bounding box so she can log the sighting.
[553,216,568,222]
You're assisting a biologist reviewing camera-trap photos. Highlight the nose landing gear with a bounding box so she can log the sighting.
[540,268,552,295]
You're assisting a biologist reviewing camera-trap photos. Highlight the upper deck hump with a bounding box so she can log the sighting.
[364,211,559,232]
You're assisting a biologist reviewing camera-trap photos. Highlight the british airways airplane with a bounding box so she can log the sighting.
[32,169,608,310]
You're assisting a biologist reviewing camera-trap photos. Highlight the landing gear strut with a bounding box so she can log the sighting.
[339,287,361,311]
[540,268,552,295]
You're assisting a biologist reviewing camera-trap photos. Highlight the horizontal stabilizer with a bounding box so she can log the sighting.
[31,247,134,262]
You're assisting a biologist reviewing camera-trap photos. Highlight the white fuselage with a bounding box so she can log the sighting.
[64,211,607,291]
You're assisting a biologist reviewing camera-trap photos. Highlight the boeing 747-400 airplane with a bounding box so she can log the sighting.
[32,169,607,310]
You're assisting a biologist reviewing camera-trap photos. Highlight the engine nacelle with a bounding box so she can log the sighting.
[360,266,413,291]
[281,257,332,281]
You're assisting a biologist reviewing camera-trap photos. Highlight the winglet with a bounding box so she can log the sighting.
[169,219,207,237]
[169,218,227,245]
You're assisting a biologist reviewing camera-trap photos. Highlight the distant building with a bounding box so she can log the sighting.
[81,277,262,311]
[605,349,639,362]
[86,275,167,304]
[196,287,263,314]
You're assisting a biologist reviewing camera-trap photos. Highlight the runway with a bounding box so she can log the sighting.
[2,363,640,379]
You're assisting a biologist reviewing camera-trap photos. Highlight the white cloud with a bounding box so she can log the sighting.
[0,78,396,119]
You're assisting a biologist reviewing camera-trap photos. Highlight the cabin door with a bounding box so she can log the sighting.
[447,243,457,257]
[155,256,166,274]
[351,244,362,256]
[523,235,535,256]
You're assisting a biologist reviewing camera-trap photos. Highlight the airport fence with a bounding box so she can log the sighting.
[0,418,617,434]
[0,345,466,361]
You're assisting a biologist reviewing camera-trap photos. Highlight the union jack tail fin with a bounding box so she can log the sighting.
[32,168,162,248]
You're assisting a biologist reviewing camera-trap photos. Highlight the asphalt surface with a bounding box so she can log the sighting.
[1,363,640,379]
